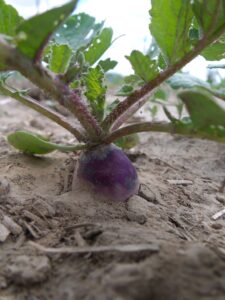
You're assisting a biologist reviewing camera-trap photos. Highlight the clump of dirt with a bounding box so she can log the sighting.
[0,98,225,300]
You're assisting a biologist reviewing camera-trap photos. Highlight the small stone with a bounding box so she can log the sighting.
[29,119,45,130]
[211,223,223,230]
[216,193,225,204]
[0,223,10,242]
[7,255,51,285]
[127,196,149,224]
[0,178,10,201]
[2,215,23,236]
[0,275,7,289]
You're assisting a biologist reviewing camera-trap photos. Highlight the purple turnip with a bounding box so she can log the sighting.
[76,143,139,201]
[2,1,224,204]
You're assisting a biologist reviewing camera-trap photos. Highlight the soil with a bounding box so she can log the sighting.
[0,97,225,300]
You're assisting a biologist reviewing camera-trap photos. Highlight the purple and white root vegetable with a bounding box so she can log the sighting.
[76,143,139,201]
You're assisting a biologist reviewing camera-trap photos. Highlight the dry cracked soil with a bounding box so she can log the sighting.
[0,97,225,300]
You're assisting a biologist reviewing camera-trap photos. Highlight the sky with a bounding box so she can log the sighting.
[5,0,225,79]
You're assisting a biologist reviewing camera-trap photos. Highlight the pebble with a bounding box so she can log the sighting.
[29,119,45,130]
[0,178,10,201]
[0,275,7,289]
[2,215,23,236]
[0,223,10,242]
[211,223,223,230]
[126,196,149,224]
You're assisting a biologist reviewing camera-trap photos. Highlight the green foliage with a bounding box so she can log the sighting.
[126,50,158,82]
[193,0,225,60]
[54,13,104,51]
[201,34,225,61]
[115,74,145,97]
[84,28,113,65]
[192,0,225,37]
[168,73,209,89]
[149,105,158,119]
[168,72,225,102]
[153,88,167,100]
[7,131,84,155]
[1,0,225,154]
[149,0,193,64]
[115,134,140,150]
[15,0,78,60]
[116,85,134,96]
[84,66,106,121]
[0,71,14,84]
[105,99,120,116]
[179,90,225,129]
[0,0,23,36]
[98,58,117,72]
[49,43,72,73]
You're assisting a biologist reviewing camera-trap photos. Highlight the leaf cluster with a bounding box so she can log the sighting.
[0,0,225,154]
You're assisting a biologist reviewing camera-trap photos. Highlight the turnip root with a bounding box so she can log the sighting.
[76,144,139,201]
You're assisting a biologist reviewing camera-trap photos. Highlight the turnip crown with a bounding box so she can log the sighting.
[77,144,139,201]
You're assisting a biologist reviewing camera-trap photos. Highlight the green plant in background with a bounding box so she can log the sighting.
[0,0,225,201]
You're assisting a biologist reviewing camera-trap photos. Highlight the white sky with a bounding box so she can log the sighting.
[5,0,225,78]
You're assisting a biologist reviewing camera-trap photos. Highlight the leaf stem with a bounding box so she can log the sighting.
[0,37,103,141]
[104,121,225,144]
[0,84,86,141]
[102,23,225,131]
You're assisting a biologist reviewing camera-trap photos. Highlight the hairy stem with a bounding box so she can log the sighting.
[0,37,103,141]
[102,24,225,131]
[104,122,225,144]
[111,94,152,131]
[0,84,86,141]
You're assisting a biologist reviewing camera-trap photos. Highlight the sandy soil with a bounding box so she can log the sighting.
[0,98,225,300]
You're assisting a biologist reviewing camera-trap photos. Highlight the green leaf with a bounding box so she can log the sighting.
[171,120,225,143]
[54,13,104,51]
[7,131,85,155]
[154,88,167,100]
[201,34,225,61]
[84,66,106,121]
[105,99,120,115]
[116,85,134,96]
[192,0,225,37]
[15,0,78,61]
[124,74,143,85]
[179,90,225,129]
[0,0,23,36]
[84,28,113,65]
[168,73,210,89]
[98,58,117,72]
[114,134,140,150]
[49,43,72,73]
[149,0,193,64]
[149,105,158,118]
[0,71,14,84]
[126,50,158,82]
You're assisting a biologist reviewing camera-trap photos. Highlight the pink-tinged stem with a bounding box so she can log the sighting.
[0,37,103,141]
[104,121,225,144]
[111,94,152,131]
[102,22,225,131]
[0,84,85,141]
